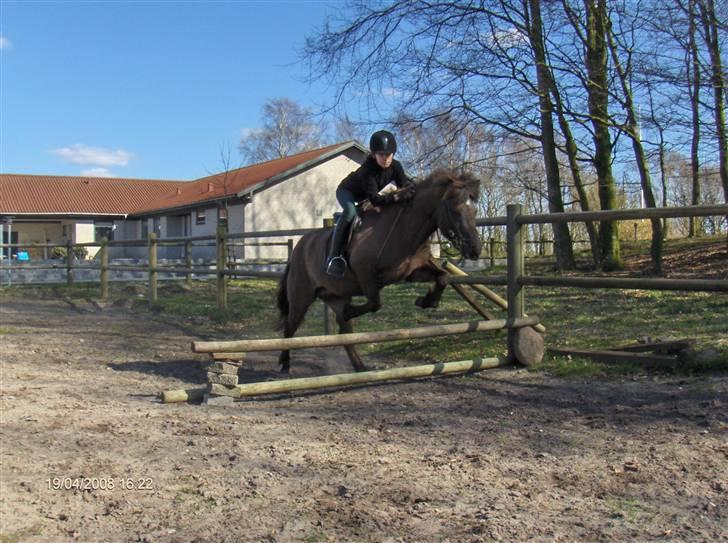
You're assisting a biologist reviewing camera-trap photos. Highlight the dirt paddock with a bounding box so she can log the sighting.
[1,296,726,542]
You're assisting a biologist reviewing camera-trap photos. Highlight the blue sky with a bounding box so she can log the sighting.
[1,1,346,180]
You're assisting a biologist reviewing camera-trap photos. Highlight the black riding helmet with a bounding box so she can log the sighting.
[369,130,397,155]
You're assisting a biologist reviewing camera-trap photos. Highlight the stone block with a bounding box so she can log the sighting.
[208,361,241,375]
[207,372,239,386]
[207,383,241,398]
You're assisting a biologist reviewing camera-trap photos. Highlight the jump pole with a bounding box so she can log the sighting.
[162,356,507,404]
[191,316,539,353]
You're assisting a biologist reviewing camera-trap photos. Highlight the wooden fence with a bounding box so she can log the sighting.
[2,203,727,329]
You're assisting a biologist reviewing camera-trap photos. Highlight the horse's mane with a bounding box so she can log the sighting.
[418,169,481,200]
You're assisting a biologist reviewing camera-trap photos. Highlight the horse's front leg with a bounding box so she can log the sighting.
[407,263,448,309]
[327,298,368,372]
[342,288,382,322]
[341,270,382,322]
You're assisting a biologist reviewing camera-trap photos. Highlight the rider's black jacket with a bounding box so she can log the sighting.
[338,156,413,206]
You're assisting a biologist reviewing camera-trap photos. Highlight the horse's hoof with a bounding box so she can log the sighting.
[416,296,438,309]
[279,365,290,375]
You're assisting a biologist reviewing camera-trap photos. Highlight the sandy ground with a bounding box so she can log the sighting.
[1,295,726,543]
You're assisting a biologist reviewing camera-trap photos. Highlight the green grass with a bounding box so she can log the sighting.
[1,234,725,377]
[137,278,727,376]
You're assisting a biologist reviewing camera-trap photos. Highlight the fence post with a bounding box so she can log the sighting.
[506,204,524,363]
[148,232,158,306]
[216,227,227,310]
[287,238,294,261]
[66,239,74,286]
[489,237,495,268]
[99,237,108,300]
[185,240,193,288]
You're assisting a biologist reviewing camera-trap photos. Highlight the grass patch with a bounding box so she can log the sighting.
[605,497,651,521]
[1,235,725,379]
[0,326,19,334]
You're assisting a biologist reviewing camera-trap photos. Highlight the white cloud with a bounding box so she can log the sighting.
[52,144,133,167]
[382,87,402,98]
[81,167,116,177]
[0,36,12,50]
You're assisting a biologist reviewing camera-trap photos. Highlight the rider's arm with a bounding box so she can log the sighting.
[393,160,414,188]
[364,174,396,206]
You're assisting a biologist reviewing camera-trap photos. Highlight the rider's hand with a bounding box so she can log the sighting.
[360,200,380,213]
[393,184,416,202]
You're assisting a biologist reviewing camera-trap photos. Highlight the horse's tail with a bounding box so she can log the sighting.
[275,263,290,331]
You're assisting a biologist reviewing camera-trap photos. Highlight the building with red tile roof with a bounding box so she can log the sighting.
[1,141,367,261]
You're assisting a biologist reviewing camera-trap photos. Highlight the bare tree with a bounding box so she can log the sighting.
[305,0,579,269]
[239,98,325,164]
[606,3,663,272]
[333,113,370,146]
[560,0,623,270]
[696,0,728,201]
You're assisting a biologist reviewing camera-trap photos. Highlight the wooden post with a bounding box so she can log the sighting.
[66,239,74,285]
[489,237,496,268]
[287,238,294,261]
[185,240,193,288]
[163,356,507,403]
[216,227,227,310]
[442,259,546,334]
[148,232,158,306]
[99,237,109,300]
[506,204,525,363]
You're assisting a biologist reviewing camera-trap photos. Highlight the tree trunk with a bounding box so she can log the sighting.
[607,20,663,274]
[698,0,728,202]
[657,125,669,238]
[584,0,622,270]
[688,0,702,236]
[527,0,575,270]
[551,79,600,266]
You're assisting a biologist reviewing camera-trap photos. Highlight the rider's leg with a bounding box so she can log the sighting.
[326,188,357,277]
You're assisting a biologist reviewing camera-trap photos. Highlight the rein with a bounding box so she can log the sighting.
[375,206,406,263]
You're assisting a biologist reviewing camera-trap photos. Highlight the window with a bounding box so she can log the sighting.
[94,221,114,242]
[141,220,149,240]
[196,209,206,225]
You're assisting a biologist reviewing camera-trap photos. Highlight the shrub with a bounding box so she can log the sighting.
[50,245,88,260]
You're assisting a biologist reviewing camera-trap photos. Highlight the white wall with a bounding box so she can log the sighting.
[73,221,99,259]
[244,153,362,260]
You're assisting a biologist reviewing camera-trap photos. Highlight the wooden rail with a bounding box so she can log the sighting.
[192,317,540,353]
[161,356,507,403]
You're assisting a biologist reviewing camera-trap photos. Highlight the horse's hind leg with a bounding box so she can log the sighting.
[278,289,317,374]
[328,299,368,372]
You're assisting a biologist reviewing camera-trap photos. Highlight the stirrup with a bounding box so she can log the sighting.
[326,256,347,277]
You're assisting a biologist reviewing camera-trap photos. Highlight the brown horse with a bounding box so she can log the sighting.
[276,169,482,373]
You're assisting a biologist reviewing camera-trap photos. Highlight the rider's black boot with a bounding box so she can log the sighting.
[325,218,351,277]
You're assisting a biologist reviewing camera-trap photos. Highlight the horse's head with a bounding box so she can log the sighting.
[431,170,482,260]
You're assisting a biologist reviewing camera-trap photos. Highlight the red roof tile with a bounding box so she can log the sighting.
[0,142,365,217]
[136,142,356,214]
[0,174,186,215]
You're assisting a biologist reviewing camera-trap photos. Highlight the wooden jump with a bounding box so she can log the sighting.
[191,316,539,353]
[161,356,507,403]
